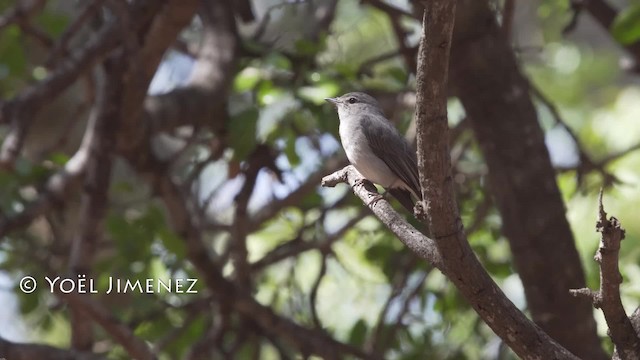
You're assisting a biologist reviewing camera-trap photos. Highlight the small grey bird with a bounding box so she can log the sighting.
[325,92,421,212]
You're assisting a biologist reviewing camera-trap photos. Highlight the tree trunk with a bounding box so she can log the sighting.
[448,1,606,358]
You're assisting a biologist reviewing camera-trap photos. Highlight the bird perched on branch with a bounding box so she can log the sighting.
[325,92,421,213]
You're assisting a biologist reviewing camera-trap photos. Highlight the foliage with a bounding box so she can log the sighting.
[0,0,639,359]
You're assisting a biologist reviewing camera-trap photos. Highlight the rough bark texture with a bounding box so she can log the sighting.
[448,1,606,358]
[571,192,640,359]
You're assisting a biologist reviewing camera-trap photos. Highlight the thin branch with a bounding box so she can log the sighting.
[247,157,348,232]
[366,256,423,353]
[46,0,107,68]
[0,0,47,32]
[530,83,622,187]
[68,57,123,351]
[58,292,156,360]
[0,0,164,167]
[0,18,123,167]
[231,146,276,287]
[570,190,640,358]
[309,251,329,329]
[250,208,365,272]
[567,0,640,73]
[151,170,377,360]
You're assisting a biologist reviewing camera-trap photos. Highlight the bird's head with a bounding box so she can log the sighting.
[325,92,383,120]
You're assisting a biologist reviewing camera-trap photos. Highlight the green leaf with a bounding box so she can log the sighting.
[35,11,69,37]
[294,38,322,56]
[233,67,261,92]
[228,107,258,160]
[264,52,292,70]
[48,152,70,166]
[611,4,640,45]
[157,227,186,260]
[348,319,368,347]
[0,27,27,76]
[257,80,285,105]
[298,82,340,105]
[283,135,300,166]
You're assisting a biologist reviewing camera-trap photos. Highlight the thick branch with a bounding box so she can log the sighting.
[448,1,605,357]
[0,337,103,360]
[570,191,640,358]
[322,166,442,268]
[414,2,578,358]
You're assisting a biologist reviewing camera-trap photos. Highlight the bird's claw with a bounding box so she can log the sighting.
[367,193,386,207]
[352,178,369,190]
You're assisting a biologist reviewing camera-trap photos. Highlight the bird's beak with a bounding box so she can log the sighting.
[324,97,338,107]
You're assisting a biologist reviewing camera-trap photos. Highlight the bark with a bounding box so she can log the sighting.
[448,1,606,358]
[0,337,103,360]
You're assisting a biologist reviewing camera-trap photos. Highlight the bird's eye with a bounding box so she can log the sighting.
[348,97,357,104]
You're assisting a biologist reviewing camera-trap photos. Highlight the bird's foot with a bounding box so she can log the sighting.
[352,179,387,207]
[352,178,370,190]
[367,193,385,207]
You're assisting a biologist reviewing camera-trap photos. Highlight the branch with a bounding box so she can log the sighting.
[530,83,621,188]
[408,1,577,358]
[68,57,124,351]
[231,146,277,287]
[570,190,640,358]
[0,20,120,166]
[322,166,442,268]
[46,0,107,68]
[449,1,606,356]
[502,0,515,42]
[0,0,47,33]
[58,292,156,360]
[250,207,366,272]
[568,0,640,72]
[248,157,348,232]
[152,168,378,360]
[0,337,103,360]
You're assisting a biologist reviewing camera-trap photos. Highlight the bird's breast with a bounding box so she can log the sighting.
[339,120,398,188]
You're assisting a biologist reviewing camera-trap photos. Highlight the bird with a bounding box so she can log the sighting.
[325,92,421,212]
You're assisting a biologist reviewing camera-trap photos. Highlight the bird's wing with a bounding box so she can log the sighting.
[361,114,421,198]
[388,188,416,212]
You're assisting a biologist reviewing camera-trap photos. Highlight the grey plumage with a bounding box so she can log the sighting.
[325,92,421,212]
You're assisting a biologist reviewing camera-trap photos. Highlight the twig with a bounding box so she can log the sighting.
[152,170,377,359]
[566,0,640,73]
[58,292,156,360]
[250,208,366,271]
[0,0,47,32]
[309,251,329,329]
[569,190,640,358]
[231,146,276,287]
[247,157,348,232]
[46,0,107,68]
[0,18,124,167]
[530,82,621,188]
